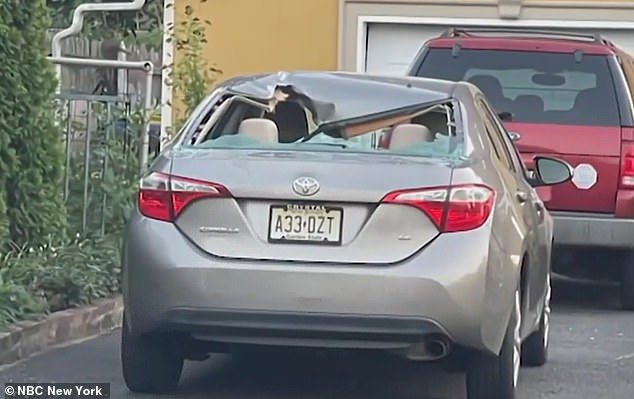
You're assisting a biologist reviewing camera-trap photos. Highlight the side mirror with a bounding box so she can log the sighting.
[530,156,574,187]
[508,131,521,142]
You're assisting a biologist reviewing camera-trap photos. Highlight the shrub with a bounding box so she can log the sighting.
[169,3,222,130]
[0,0,219,329]
[0,275,46,329]
[63,104,142,237]
[0,126,11,245]
[0,0,67,247]
[2,236,121,314]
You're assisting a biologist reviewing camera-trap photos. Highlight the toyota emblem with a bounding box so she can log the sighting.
[292,176,320,196]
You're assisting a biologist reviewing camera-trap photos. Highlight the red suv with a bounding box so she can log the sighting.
[408,28,634,309]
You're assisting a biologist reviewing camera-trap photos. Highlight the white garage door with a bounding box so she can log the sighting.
[364,23,634,75]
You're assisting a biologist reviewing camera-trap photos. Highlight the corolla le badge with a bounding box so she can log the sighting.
[199,226,240,234]
[292,176,320,196]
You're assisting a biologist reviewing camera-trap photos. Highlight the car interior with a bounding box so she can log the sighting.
[465,70,618,126]
[186,93,460,157]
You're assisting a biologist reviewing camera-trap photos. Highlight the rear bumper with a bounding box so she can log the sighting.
[552,211,634,249]
[122,214,517,355]
[160,308,447,349]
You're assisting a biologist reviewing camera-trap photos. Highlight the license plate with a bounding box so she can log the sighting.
[268,204,343,245]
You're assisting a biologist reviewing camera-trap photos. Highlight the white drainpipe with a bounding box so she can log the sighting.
[51,0,147,93]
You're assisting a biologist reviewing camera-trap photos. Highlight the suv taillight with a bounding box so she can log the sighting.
[381,184,495,233]
[138,172,230,222]
[620,142,634,188]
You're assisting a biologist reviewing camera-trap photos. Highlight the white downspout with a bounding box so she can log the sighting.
[51,0,147,93]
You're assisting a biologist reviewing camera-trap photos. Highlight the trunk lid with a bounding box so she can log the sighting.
[506,122,621,213]
[170,149,453,264]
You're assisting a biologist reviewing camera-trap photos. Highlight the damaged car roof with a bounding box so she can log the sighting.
[217,71,459,123]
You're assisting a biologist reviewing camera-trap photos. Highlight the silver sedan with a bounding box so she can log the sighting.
[121,71,574,399]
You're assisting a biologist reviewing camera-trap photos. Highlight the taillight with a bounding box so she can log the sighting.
[138,172,230,222]
[620,142,634,188]
[381,184,495,233]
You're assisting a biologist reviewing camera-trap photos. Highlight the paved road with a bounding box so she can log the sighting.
[2,277,633,399]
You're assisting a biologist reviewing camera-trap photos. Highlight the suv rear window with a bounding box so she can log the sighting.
[415,48,621,126]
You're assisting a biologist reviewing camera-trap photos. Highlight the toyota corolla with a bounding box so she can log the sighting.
[121,71,573,399]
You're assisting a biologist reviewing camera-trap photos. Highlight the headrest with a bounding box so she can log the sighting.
[238,118,279,143]
[413,112,449,135]
[468,75,504,94]
[573,89,600,109]
[389,124,434,149]
[515,95,544,109]
[266,101,309,143]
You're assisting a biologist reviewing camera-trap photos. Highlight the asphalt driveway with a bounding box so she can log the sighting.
[2,277,633,399]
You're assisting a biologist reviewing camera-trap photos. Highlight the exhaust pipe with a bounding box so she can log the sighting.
[425,339,450,358]
[403,337,451,361]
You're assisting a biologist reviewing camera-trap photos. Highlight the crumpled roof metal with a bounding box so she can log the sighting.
[218,71,456,124]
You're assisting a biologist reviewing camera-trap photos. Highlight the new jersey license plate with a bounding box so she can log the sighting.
[268,204,343,245]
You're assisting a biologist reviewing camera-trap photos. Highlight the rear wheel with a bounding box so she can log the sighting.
[621,259,634,311]
[466,286,521,399]
[121,315,184,394]
[521,272,550,367]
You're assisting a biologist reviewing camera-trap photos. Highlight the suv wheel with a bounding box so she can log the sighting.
[521,272,550,367]
[621,260,634,310]
[466,286,521,399]
[121,315,184,394]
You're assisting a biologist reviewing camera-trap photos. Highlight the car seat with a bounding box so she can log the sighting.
[265,101,309,143]
[513,95,544,121]
[389,124,434,150]
[237,118,279,143]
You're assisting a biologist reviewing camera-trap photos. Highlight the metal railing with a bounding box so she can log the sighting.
[49,56,155,172]
[49,57,156,236]
[46,0,157,236]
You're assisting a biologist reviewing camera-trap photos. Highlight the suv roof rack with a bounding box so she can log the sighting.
[441,27,611,46]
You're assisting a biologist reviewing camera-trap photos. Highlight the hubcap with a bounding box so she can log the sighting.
[543,273,552,349]
[512,288,522,388]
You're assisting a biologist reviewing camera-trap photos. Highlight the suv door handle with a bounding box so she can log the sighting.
[515,191,528,203]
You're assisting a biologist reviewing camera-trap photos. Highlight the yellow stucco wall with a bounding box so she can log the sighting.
[175,0,339,80]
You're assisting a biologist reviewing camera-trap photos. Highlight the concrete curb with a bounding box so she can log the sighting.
[0,296,123,366]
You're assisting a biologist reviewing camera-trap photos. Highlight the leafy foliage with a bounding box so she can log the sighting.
[0,274,46,329]
[63,103,143,237]
[1,0,219,330]
[0,0,67,248]
[2,235,120,316]
[0,100,142,329]
[0,99,143,329]
[169,3,221,130]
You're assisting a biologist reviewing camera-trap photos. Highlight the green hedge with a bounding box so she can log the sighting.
[0,235,121,327]
[0,0,124,329]
[0,0,67,248]
[0,0,213,329]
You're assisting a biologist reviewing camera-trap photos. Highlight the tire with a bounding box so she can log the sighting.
[521,272,550,367]
[466,286,521,399]
[621,260,634,311]
[121,315,184,394]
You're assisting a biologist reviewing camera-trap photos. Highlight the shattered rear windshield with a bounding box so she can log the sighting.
[182,86,464,160]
